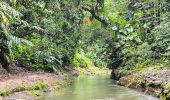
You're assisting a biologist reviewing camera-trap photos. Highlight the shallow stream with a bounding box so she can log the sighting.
[40,75,159,100]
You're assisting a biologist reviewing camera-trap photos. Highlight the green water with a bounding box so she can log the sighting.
[41,75,159,100]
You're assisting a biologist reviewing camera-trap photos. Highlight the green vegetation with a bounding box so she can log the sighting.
[0,84,45,97]
[0,0,170,99]
[162,82,170,99]
[0,0,169,73]
[0,77,72,97]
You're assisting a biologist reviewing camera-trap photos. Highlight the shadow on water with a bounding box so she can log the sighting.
[40,75,160,100]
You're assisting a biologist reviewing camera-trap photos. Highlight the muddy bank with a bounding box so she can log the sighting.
[1,73,73,100]
[0,72,74,100]
[0,63,75,100]
[112,67,170,100]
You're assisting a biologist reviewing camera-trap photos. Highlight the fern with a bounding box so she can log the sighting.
[0,1,33,70]
[0,1,21,18]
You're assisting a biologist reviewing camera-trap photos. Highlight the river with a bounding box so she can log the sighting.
[40,75,159,100]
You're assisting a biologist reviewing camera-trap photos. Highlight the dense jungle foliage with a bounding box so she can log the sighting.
[0,0,170,72]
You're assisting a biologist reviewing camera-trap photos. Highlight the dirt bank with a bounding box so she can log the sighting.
[0,61,110,100]
[1,73,67,99]
[112,67,170,100]
[0,63,74,100]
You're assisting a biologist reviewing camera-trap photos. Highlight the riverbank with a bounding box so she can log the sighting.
[112,65,170,100]
[0,63,111,100]
[0,63,75,100]
[1,73,73,100]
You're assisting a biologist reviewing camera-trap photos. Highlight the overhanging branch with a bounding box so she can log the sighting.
[82,6,110,26]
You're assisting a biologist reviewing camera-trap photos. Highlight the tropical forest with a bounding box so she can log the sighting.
[0,0,170,100]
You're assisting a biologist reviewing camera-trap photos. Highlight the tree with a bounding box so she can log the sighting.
[0,1,32,71]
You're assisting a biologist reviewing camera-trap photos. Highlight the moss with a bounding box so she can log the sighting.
[167,92,170,99]
[0,82,47,97]
[0,86,27,96]
[35,82,46,90]
[160,82,170,100]
[164,82,170,90]
[28,90,36,97]
[0,90,10,97]
[13,86,27,92]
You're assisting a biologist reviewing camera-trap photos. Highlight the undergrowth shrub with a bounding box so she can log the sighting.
[152,20,170,64]
[14,37,63,72]
[121,42,153,69]
[72,52,93,68]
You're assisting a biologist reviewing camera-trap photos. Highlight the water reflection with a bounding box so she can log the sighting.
[40,76,159,100]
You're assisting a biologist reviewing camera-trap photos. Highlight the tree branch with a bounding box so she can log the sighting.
[82,6,110,26]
